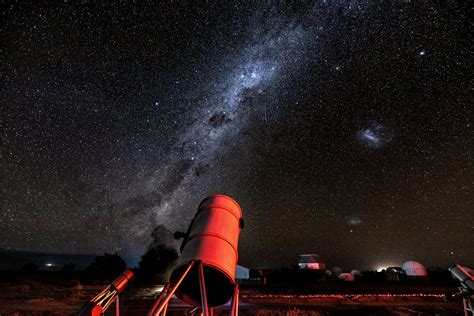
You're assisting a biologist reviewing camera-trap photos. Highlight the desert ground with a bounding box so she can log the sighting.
[0,276,466,315]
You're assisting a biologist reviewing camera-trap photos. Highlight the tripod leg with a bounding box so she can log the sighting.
[463,296,474,316]
[161,302,169,316]
[230,283,239,316]
[198,261,210,316]
[462,297,468,316]
[148,283,170,316]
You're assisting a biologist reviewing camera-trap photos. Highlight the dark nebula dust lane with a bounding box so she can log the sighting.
[1,2,472,269]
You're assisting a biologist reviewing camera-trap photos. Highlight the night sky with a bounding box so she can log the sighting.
[2,1,472,270]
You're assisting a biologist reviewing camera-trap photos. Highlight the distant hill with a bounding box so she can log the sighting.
[0,248,98,271]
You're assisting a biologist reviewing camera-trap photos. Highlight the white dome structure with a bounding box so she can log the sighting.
[338,273,355,282]
[330,266,343,278]
[402,261,428,277]
[351,269,362,276]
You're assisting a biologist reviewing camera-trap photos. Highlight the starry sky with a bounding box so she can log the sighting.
[2,1,473,270]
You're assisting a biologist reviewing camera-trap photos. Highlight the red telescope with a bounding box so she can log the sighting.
[77,269,134,316]
[149,194,244,315]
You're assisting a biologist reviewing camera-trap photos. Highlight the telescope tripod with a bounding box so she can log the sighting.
[79,288,121,316]
[457,287,473,316]
[148,260,239,316]
[77,269,134,316]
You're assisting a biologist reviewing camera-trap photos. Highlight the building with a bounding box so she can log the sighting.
[235,265,250,280]
[402,261,428,277]
[298,254,326,270]
[385,267,404,281]
[338,273,355,282]
[235,265,268,285]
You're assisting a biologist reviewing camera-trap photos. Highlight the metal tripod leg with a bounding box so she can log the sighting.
[463,296,473,316]
[148,283,170,316]
[161,301,169,316]
[230,283,239,316]
[198,261,210,316]
[115,295,120,316]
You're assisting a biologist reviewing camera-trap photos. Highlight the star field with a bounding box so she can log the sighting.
[1,1,472,270]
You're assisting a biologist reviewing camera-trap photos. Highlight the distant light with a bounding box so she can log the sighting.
[418,50,427,56]
[375,264,395,272]
[153,285,165,293]
[45,263,53,267]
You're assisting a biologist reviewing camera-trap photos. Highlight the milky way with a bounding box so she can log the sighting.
[112,9,314,253]
[121,2,371,252]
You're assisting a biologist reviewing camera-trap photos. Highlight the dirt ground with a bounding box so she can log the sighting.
[0,281,467,315]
